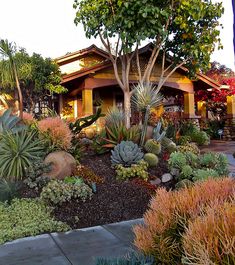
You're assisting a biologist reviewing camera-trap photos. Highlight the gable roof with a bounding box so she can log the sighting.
[58,44,221,89]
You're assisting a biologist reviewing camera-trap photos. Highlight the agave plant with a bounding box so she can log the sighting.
[131,83,163,146]
[0,130,45,180]
[0,109,26,134]
[105,107,125,127]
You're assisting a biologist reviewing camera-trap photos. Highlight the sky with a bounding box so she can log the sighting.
[0,0,234,70]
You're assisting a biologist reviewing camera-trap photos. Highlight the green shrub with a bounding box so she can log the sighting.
[180,165,193,180]
[144,139,161,155]
[192,169,219,182]
[40,180,93,205]
[168,152,187,169]
[177,142,200,155]
[0,180,20,202]
[161,137,177,153]
[115,160,148,181]
[24,161,51,191]
[0,130,45,180]
[144,153,159,167]
[0,198,69,244]
[177,135,191,145]
[111,141,143,166]
[190,130,210,146]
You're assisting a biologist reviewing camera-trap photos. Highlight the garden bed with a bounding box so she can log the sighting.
[19,152,171,229]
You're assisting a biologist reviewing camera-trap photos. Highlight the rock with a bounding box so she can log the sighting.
[161,173,173,183]
[150,177,161,186]
[145,126,154,141]
[170,167,180,177]
[80,138,93,146]
[44,151,77,180]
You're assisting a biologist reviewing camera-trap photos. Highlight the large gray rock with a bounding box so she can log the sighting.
[150,177,161,186]
[161,173,173,183]
[44,151,76,180]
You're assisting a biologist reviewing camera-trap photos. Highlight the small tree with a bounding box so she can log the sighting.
[0,39,23,118]
[74,0,224,128]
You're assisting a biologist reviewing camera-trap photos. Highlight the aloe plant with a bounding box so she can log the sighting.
[0,109,26,134]
[0,130,45,180]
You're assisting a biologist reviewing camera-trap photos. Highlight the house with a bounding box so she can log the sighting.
[56,44,222,123]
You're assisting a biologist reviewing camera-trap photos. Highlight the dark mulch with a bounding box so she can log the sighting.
[53,180,152,229]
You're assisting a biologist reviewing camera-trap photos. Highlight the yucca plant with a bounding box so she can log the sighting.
[0,130,45,180]
[0,109,26,134]
[132,83,163,146]
[105,107,125,127]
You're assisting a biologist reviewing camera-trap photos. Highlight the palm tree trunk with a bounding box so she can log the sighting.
[13,64,23,119]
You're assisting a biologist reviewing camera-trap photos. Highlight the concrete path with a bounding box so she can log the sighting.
[0,219,143,265]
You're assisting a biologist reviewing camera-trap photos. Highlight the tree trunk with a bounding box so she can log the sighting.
[123,90,131,128]
[13,64,23,119]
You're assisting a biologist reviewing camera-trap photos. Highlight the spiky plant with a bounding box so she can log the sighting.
[105,107,125,127]
[144,139,161,155]
[0,179,20,202]
[132,83,163,146]
[0,130,45,180]
[144,153,159,167]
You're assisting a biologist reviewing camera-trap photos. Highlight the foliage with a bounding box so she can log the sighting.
[0,180,20,202]
[22,112,36,125]
[105,107,125,127]
[38,116,72,151]
[64,176,84,185]
[152,121,166,142]
[206,61,235,83]
[144,139,161,155]
[161,137,177,153]
[144,153,159,167]
[168,152,187,170]
[133,178,235,264]
[180,165,193,180]
[40,180,93,205]
[115,160,148,181]
[182,200,235,265]
[96,253,154,265]
[177,135,191,145]
[132,83,163,146]
[201,119,225,140]
[190,130,210,146]
[177,142,200,155]
[111,141,144,166]
[0,130,45,180]
[0,109,26,135]
[69,107,104,135]
[192,168,219,182]
[0,198,69,244]
[24,162,51,191]
[74,165,104,184]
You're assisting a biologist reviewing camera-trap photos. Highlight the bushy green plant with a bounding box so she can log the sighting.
[0,198,69,244]
[64,176,84,185]
[0,109,26,135]
[177,135,191,145]
[115,160,148,181]
[192,169,219,182]
[180,165,193,180]
[168,152,187,169]
[0,180,20,202]
[161,137,177,153]
[40,180,93,205]
[24,161,51,191]
[144,139,161,155]
[144,153,159,167]
[190,130,210,146]
[111,141,144,166]
[0,130,45,180]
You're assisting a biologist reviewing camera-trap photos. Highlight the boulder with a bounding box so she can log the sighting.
[150,177,161,186]
[44,151,77,180]
[170,167,180,177]
[161,173,173,183]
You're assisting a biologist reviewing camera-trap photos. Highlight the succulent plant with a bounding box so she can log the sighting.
[0,109,26,134]
[153,121,166,142]
[111,141,144,166]
[144,153,159,167]
[161,137,177,153]
[180,165,193,180]
[144,139,161,155]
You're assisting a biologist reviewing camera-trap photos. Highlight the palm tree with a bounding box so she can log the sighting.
[0,39,23,118]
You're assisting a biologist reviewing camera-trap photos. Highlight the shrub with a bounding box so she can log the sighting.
[38,116,72,150]
[182,200,235,265]
[111,141,144,166]
[115,160,148,181]
[177,142,200,155]
[22,112,36,125]
[192,168,219,181]
[144,153,159,167]
[180,165,193,180]
[161,137,177,153]
[75,165,104,184]
[144,139,161,155]
[40,180,93,205]
[168,152,187,169]
[24,162,51,191]
[177,135,191,145]
[190,130,210,146]
[0,180,20,202]
[0,198,69,244]
[133,178,235,264]
[0,131,45,180]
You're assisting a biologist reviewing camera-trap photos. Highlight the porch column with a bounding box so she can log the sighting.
[226,95,235,118]
[184,92,195,118]
[82,89,93,116]
[74,97,78,119]
[197,101,207,119]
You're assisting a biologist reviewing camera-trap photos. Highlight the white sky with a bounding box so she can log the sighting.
[0,0,234,70]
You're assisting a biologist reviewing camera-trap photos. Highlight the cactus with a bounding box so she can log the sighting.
[111,141,144,166]
[161,137,177,153]
[144,153,159,167]
[144,139,161,155]
[153,121,166,142]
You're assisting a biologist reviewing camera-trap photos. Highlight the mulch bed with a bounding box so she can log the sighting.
[20,151,171,229]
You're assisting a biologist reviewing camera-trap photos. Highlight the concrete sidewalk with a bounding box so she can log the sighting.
[0,219,143,265]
